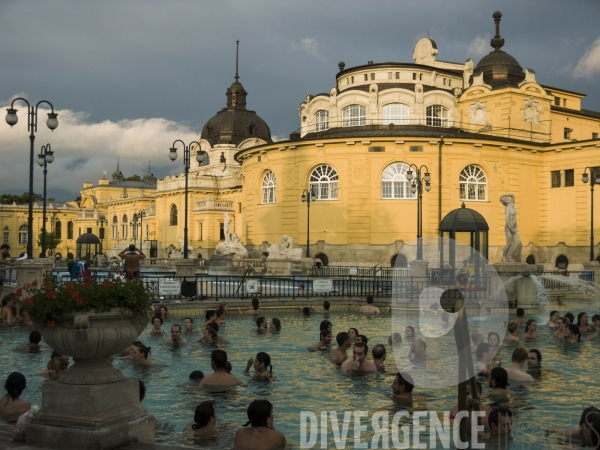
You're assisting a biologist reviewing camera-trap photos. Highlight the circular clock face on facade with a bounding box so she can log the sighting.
[475,108,485,122]
[418,43,428,59]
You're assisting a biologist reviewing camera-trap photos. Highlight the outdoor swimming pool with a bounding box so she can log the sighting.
[1,298,599,448]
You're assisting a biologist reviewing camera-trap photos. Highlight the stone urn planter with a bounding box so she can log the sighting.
[40,308,148,385]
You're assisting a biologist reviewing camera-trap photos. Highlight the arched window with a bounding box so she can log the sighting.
[67,221,73,240]
[170,204,178,226]
[55,220,62,239]
[248,124,256,135]
[342,104,366,127]
[381,162,416,199]
[2,226,8,245]
[556,255,569,270]
[315,252,328,266]
[111,216,118,240]
[18,224,27,244]
[526,255,536,265]
[391,253,408,268]
[459,165,487,201]
[262,171,276,204]
[383,104,410,125]
[315,110,329,131]
[122,214,128,239]
[309,165,339,200]
[426,105,449,127]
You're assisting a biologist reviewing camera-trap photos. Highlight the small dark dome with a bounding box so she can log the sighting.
[440,203,489,232]
[76,233,101,244]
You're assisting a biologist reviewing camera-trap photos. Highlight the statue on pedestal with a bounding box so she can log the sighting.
[267,235,304,260]
[500,194,522,262]
[214,213,249,258]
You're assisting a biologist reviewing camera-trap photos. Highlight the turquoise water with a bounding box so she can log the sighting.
[1,298,599,449]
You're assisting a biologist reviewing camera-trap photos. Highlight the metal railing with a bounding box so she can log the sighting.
[0,265,16,285]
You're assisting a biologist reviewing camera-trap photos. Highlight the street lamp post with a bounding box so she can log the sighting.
[129,210,145,251]
[582,167,600,261]
[5,98,59,259]
[96,215,107,255]
[406,165,431,260]
[169,140,205,259]
[301,189,312,257]
[37,143,55,257]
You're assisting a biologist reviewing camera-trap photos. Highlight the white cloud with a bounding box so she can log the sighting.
[572,37,600,79]
[467,34,491,59]
[0,102,198,199]
[292,37,320,57]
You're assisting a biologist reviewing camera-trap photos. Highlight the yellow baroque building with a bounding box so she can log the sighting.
[2,12,600,270]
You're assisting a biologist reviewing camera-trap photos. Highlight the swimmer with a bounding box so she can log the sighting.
[439,311,450,328]
[546,310,559,328]
[565,324,581,344]
[0,372,31,423]
[320,320,332,333]
[183,317,195,333]
[45,357,68,382]
[256,317,268,332]
[163,324,188,344]
[471,331,484,352]
[309,329,332,351]
[475,343,495,375]
[203,310,217,327]
[359,295,380,314]
[340,343,377,373]
[234,400,285,450]
[347,327,358,343]
[577,312,596,333]
[450,381,489,435]
[200,324,226,344]
[505,321,520,342]
[37,351,70,375]
[408,339,427,360]
[0,295,13,325]
[499,321,508,332]
[488,367,513,399]
[159,306,168,318]
[581,314,600,341]
[522,319,538,340]
[244,352,272,379]
[219,302,229,316]
[388,333,402,345]
[556,296,564,306]
[355,334,368,346]
[200,350,240,389]
[372,344,386,370]
[237,298,261,315]
[505,348,533,382]
[186,401,217,437]
[188,371,205,383]
[513,308,527,324]
[215,308,226,327]
[300,306,312,315]
[330,332,351,364]
[564,312,575,326]
[487,331,500,349]
[526,349,542,377]
[270,318,281,331]
[131,343,155,366]
[148,316,167,335]
[487,405,513,442]
[15,330,42,352]
[391,372,418,404]
[405,326,415,339]
[553,316,569,339]
[548,407,600,445]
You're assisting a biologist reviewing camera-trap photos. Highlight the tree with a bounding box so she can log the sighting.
[37,231,62,255]
[125,174,142,181]
[0,192,43,205]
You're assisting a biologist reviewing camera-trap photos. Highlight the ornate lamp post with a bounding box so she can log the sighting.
[129,210,145,251]
[5,98,58,259]
[96,215,107,255]
[37,143,55,257]
[301,189,312,257]
[406,165,431,260]
[582,167,600,261]
[168,140,205,259]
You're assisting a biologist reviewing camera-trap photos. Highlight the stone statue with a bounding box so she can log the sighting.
[500,194,522,262]
[267,235,304,260]
[223,212,231,241]
[214,232,249,258]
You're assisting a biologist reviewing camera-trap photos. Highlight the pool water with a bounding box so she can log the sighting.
[1,298,599,449]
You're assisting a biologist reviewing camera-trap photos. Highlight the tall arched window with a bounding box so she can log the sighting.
[382,104,410,125]
[381,162,416,199]
[122,214,128,238]
[459,165,487,201]
[342,105,366,127]
[111,216,118,240]
[2,226,8,245]
[18,224,27,244]
[262,171,276,204]
[309,165,338,200]
[315,110,329,131]
[426,105,449,127]
[170,204,178,226]
[55,220,62,239]
[67,221,73,240]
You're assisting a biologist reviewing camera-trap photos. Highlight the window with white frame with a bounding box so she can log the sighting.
[381,163,417,199]
[426,105,449,127]
[112,216,118,240]
[342,105,366,127]
[459,165,487,201]
[382,104,410,125]
[315,110,329,132]
[309,165,339,200]
[122,214,128,239]
[18,224,27,244]
[262,171,276,204]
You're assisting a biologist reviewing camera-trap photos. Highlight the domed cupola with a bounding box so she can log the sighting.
[201,41,272,147]
[472,11,525,87]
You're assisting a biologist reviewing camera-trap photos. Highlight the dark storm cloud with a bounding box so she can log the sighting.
[65,157,89,171]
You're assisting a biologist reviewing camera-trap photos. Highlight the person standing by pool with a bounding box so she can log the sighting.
[0,372,31,423]
[201,350,240,389]
[505,348,533,382]
[330,332,350,364]
[118,244,145,282]
[372,344,386,370]
[577,312,596,333]
[234,399,285,450]
[183,317,194,333]
[164,324,188,344]
[546,310,559,328]
[341,343,377,374]
[522,319,538,340]
[243,352,272,380]
[359,295,380,314]
[513,308,527,324]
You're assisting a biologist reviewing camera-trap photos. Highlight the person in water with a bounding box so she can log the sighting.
[130,343,155,366]
[372,344,386,370]
[163,324,188,344]
[522,319,538,340]
[505,348,533,382]
[238,298,261,315]
[309,329,332,351]
[148,316,167,335]
[0,372,31,423]
[234,399,285,450]
[244,352,273,380]
[330,332,350,364]
[553,316,570,339]
[186,401,218,438]
[200,350,240,389]
[546,310,559,328]
[340,343,377,373]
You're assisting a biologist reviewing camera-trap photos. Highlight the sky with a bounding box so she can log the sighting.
[1,0,599,201]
